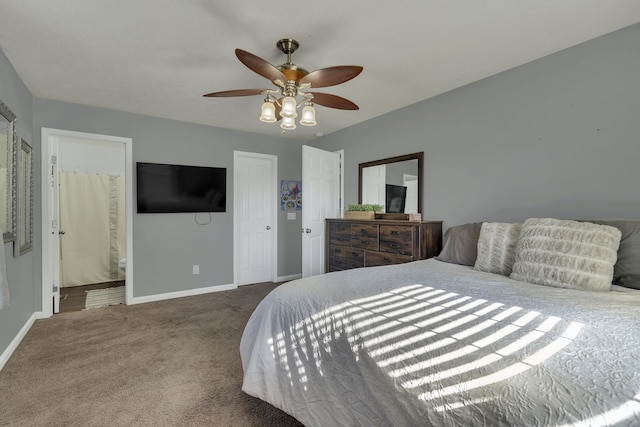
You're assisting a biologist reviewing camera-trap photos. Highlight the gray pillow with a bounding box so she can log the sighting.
[474,222,522,276]
[584,220,640,290]
[435,223,482,266]
[510,218,622,292]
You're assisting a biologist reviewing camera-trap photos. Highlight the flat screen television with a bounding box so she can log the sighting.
[385,184,407,213]
[136,162,226,213]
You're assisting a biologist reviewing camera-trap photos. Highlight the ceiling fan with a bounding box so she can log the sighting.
[203,38,363,130]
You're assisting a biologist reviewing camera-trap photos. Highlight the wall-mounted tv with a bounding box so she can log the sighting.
[136,162,226,213]
[385,184,407,213]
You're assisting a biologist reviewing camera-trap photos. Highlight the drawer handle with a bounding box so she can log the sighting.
[383,257,391,262]
[390,244,400,248]
[352,252,360,256]
[361,240,369,244]
[391,231,400,235]
[360,228,368,232]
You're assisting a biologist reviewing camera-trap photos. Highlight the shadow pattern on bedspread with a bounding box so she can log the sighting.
[266,284,640,426]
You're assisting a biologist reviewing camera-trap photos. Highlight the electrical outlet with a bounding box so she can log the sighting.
[192,265,199,275]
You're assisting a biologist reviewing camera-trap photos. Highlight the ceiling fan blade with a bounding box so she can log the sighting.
[203,89,266,97]
[236,49,287,83]
[308,92,359,110]
[300,66,363,88]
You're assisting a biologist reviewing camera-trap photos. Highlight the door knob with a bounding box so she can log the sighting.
[265,226,271,230]
[58,230,66,235]
[305,228,311,233]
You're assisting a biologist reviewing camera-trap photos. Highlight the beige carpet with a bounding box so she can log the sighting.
[0,282,303,427]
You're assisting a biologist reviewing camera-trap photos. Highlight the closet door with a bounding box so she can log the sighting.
[234,151,276,286]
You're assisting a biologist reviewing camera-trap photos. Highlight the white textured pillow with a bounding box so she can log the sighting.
[510,218,622,292]
[474,222,522,276]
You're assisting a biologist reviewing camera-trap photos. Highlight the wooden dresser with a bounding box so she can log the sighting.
[325,219,443,272]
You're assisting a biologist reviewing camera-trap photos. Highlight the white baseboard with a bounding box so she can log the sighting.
[129,283,237,305]
[0,313,37,372]
[275,274,301,282]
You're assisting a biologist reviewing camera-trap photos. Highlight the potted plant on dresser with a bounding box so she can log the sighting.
[344,204,383,220]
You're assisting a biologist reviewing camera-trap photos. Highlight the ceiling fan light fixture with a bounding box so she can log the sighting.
[204,39,362,133]
[280,116,297,130]
[259,99,276,123]
[299,104,317,126]
[280,96,298,118]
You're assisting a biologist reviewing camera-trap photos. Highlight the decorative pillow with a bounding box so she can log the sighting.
[435,223,482,266]
[474,222,522,276]
[584,220,640,290]
[510,218,622,292]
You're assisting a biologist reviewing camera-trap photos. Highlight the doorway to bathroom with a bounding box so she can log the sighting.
[41,128,133,316]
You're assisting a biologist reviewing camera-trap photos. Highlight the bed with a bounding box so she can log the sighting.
[240,218,640,426]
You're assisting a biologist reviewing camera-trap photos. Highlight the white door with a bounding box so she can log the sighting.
[302,145,341,278]
[42,128,133,318]
[362,164,386,209]
[234,151,277,286]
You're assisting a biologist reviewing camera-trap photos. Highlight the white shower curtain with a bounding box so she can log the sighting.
[59,172,125,288]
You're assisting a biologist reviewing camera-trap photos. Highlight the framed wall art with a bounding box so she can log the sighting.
[280,180,302,211]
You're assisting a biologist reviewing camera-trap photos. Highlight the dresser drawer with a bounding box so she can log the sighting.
[329,255,364,271]
[365,250,413,267]
[379,225,414,256]
[351,224,379,250]
[329,222,351,235]
[329,245,364,263]
[329,222,352,246]
[329,232,351,246]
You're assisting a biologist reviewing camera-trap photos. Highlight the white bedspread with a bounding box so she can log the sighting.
[240,259,640,426]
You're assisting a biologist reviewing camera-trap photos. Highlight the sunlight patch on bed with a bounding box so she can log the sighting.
[266,283,586,406]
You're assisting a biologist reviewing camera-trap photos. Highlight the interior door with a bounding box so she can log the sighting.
[234,151,276,286]
[302,145,341,278]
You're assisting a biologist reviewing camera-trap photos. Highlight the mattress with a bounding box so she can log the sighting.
[240,259,640,426]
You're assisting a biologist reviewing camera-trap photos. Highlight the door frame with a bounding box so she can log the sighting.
[41,128,133,317]
[233,151,278,286]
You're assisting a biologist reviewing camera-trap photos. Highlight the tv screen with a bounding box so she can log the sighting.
[136,162,226,213]
[385,184,407,213]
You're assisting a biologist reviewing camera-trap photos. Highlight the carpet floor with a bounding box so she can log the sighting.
[0,282,304,427]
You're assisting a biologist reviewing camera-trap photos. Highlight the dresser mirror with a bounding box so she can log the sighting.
[358,152,423,214]
[0,99,16,243]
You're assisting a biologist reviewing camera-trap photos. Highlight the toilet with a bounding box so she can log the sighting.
[118,258,126,273]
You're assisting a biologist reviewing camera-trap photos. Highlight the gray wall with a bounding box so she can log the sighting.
[2,23,639,364]
[0,48,35,358]
[33,99,304,300]
[318,23,640,228]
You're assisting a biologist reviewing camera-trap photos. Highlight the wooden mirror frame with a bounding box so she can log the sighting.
[358,152,424,213]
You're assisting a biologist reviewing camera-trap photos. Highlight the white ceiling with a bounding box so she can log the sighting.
[1,1,639,141]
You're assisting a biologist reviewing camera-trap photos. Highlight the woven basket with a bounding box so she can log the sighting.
[344,211,375,220]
